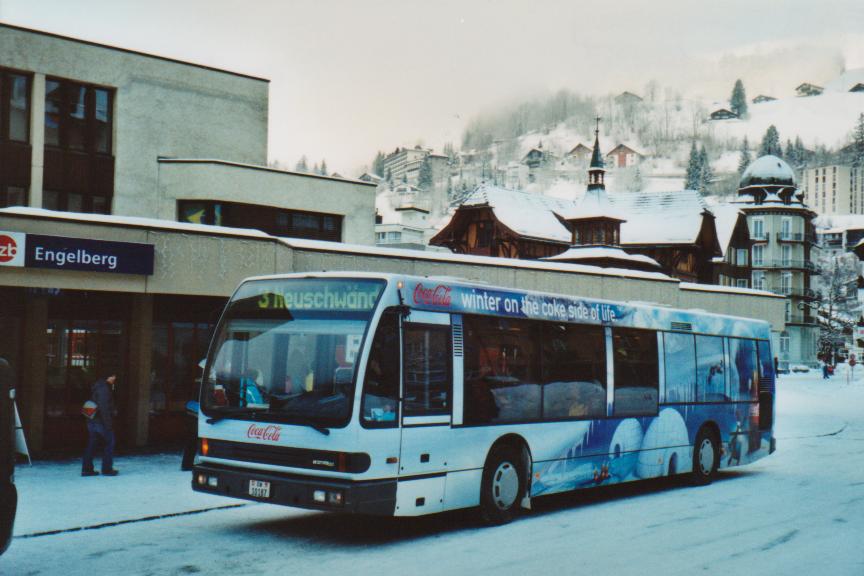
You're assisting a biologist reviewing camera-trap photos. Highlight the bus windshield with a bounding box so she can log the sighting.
[202,278,386,428]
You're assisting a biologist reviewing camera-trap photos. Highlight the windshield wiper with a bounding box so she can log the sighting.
[205,406,263,424]
[261,411,331,436]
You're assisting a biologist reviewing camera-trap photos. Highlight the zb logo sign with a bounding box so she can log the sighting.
[0,232,25,267]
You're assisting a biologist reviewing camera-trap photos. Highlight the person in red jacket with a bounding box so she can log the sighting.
[82,374,119,477]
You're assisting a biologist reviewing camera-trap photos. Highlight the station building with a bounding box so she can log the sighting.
[0,23,785,455]
[0,23,375,453]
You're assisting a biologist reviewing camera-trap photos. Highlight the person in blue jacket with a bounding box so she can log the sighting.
[82,374,119,477]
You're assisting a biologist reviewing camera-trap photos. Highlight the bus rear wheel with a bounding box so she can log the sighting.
[691,427,719,486]
[479,445,524,525]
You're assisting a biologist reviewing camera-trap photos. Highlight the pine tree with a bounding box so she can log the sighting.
[685,141,701,190]
[698,145,713,194]
[320,159,328,176]
[784,139,795,165]
[418,156,434,190]
[738,136,752,175]
[385,168,392,183]
[371,151,386,177]
[730,79,748,118]
[794,136,807,167]
[312,162,320,175]
[852,113,864,168]
[759,125,782,157]
[295,155,309,173]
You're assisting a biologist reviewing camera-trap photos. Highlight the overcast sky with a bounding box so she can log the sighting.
[2,0,863,174]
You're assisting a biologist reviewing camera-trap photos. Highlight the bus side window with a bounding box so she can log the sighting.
[541,323,606,419]
[612,328,659,416]
[664,332,696,403]
[695,335,727,402]
[360,309,400,427]
[728,338,758,402]
[403,324,451,416]
[462,316,541,424]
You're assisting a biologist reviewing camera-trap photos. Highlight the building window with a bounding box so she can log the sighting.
[44,79,113,154]
[177,200,343,242]
[752,244,764,266]
[780,332,790,354]
[736,248,748,266]
[781,245,792,267]
[736,278,748,288]
[752,218,765,240]
[1,69,31,142]
[752,270,766,290]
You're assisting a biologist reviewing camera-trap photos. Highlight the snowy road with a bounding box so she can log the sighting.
[3,373,864,576]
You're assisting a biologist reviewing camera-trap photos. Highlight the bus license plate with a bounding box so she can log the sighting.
[249,479,271,498]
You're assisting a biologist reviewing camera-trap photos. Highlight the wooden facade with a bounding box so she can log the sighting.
[431,204,722,283]
[431,206,564,260]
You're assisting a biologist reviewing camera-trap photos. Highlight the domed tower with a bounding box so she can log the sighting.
[736,154,818,371]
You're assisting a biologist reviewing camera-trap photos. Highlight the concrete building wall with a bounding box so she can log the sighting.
[0,23,269,218]
[803,165,864,215]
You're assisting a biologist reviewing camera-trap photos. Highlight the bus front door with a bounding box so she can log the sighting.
[398,311,453,515]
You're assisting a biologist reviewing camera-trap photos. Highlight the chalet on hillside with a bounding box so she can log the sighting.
[566,143,592,164]
[796,83,823,97]
[521,145,554,169]
[358,172,382,184]
[430,185,722,283]
[615,91,643,105]
[710,108,738,121]
[753,95,777,104]
[605,144,643,168]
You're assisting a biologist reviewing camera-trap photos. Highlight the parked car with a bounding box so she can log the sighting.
[790,364,811,373]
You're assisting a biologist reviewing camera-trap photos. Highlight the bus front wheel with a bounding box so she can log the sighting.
[479,445,525,525]
[691,427,719,485]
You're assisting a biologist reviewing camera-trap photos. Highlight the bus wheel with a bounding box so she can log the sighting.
[480,445,524,525]
[691,428,719,486]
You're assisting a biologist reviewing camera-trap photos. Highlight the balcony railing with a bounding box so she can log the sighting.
[769,287,819,300]
[752,259,820,273]
[751,232,769,241]
[776,232,817,244]
[786,314,819,326]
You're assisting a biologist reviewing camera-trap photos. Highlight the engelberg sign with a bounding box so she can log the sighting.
[0,231,154,275]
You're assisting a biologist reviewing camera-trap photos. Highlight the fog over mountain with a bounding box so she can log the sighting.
[2,0,863,174]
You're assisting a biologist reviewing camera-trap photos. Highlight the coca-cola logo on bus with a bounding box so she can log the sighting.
[413,283,452,307]
[247,424,282,442]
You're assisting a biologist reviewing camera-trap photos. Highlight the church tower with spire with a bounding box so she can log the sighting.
[545,119,662,272]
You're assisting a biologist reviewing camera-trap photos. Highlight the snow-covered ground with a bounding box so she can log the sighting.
[3,372,864,575]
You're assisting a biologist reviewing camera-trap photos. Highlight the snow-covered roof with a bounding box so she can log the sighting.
[461,184,573,242]
[711,203,745,256]
[545,246,661,268]
[458,185,711,247]
[280,236,674,282]
[0,206,271,238]
[558,187,625,222]
[611,190,710,245]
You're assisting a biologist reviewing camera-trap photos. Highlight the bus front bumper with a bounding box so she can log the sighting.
[192,463,396,515]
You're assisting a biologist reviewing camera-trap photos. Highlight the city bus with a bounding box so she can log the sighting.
[192,272,776,524]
